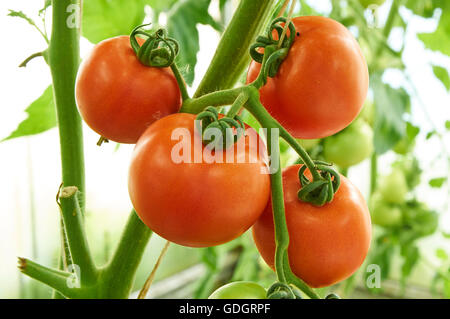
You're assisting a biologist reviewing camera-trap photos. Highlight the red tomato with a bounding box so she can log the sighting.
[252,164,371,288]
[76,36,181,144]
[128,113,271,247]
[247,16,369,139]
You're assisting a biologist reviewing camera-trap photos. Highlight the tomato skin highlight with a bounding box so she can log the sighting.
[252,164,372,288]
[76,36,181,144]
[208,281,267,299]
[128,113,271,247]
[247,16,369,139]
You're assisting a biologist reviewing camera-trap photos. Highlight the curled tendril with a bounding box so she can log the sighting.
[130,24,179,67]
[325,293,341,299]
[297,161,341,207]
[249,16,296,73]
[195,106,245,151]
[267,282,297,299]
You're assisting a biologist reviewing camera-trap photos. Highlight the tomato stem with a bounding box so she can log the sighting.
[226,92,248,118]
[170,62,190,102]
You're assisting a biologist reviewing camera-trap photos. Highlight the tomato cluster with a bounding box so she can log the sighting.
[75,15,372,295]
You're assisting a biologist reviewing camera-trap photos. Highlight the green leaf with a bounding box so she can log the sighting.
[144,0,178,13]
[400,245,419,280]
[429,177,447,188]
[432,65,450,91]
[200,247,218,271]
[167,0,222,85]
[8,9,37,26]
[82,0,147,43]
[418,8,450,56]
[2,86,56,141]
[404,0,436,18]
[436,248,448,260]
[371,74,409,154]
[446,120,450,130]
[426,130,436,139]
[406,121,420,140]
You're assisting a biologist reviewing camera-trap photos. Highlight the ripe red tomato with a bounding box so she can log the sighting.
[76,36,181,144]
[128,113,271,247]
[247,16,369,139]
[252,165,371,288]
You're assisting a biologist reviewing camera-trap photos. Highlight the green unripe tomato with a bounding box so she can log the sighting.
[357,100,375,126]
[392,157,421,189]
[208,281,267,299]
[370,192,402,227]
[296,138,321,151]
[359,0,386,8]
[378,170,408,204]
[323,120,374,168]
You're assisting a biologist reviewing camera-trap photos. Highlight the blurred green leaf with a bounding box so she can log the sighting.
[144,0,178,13]
[426,130,436,139]
[446,120,450,130]
[2,86,56,142]
[429,177,447,188]
[82,0,147,43]
[432,65,450,91]
[418,8,450,56]
[371,74,409,154]
[201,247,218,271]
[436,248,448,260]
[404,0,436,18]
[400,245,419,280]
[167,0,222,86]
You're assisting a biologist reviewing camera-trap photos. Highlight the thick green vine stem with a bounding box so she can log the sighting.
[194,0,275,98]
[195,106,245,151]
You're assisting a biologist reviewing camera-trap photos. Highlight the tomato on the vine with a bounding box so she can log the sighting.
[252,165,371,288]
[76,36,181,144]
[296,138,321,151]
[208,282,267,299]
[128,113,271,247]
[378,170,409,204]
[323,119,374,168]
[370,192,402,227]
[247,16,369,139]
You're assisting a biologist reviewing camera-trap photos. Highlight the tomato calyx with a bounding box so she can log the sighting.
[249,17,296,88]
[130,24,179,68]
[195,106,245,151]
[267,282,300,299]
[297,161,341,206]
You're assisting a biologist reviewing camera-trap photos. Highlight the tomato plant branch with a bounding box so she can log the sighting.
[57,186,97,284]
[194,0,275,98]
[18,257,83,298]
[245,89,319,299]
[49,0,86,212]
[226,92,248,118]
